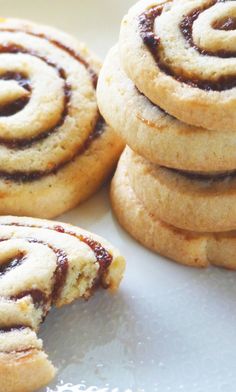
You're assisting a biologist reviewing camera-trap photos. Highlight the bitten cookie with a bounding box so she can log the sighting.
[0,216,125,392]
[0,18,124,218]
[97,46,236,172]
[126,146,236,232]
[119,0,236,131]
[111,149,236,269]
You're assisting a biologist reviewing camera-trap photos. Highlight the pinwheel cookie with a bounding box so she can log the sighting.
[0,18,123,218]
[111,148,236,269]
[0,216,125,392]
[126,147,236,233]
[97,45,236,172]
[120,0,236,132]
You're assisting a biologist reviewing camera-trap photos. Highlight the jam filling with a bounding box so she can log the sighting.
[0,325,38,355]
[79,236,112,274]
[53,225,113,274]
[0,115,105,183]
[0,325,26,333]
[0,72,31,116]
[54,225,113,290]
[213,16,236,30]
[166,167,236,182]
[0,71,31,91]
[0,33,104,180]
[0,44,72,149]
[2,28,98,88]
[0,236,68,310]
[0,27,99,148]
[139,0,236,91]
[23,238,69,304]
[38,33,98,88]
[180,5,236,59]
[0,223,113,335]
[51,249,69,302]
[0,252,26,276]
[139,6,162,52]
[0,81,71,149]
[0,222,112,302]
[12,289,47,308]
[0,96,30,117]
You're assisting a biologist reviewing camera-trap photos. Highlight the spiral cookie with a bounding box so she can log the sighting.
[98,46,236,172]
[120,0,236,131]
[125,146,236,232]
[0,18,123,218]
[0,216,125,392]
[111,149,236,269]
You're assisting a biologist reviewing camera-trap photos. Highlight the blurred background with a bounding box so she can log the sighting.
[0,0,135,57]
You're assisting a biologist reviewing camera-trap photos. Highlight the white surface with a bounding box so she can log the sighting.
[1,1,236,391]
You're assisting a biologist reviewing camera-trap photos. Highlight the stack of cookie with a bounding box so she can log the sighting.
[97,0,236,269]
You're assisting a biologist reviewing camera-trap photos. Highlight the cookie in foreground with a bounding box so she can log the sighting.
[111,148,236,270]
[0,216,125,392]
[0,18,124,218]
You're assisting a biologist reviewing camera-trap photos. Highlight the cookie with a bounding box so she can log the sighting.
[119,0,236,132]
[0,18,124,218]
[97,45,236,172]
[111,149,236,270]
[0,216,125,392]
[125,146,236,232]
[0,327,55,392]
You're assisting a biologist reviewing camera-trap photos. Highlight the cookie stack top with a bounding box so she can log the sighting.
[98,0,236,173]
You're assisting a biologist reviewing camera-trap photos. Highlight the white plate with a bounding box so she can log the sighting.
[1,1,236,391]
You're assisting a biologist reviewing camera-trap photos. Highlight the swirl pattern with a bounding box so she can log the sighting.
[97,45,236,172]
[111,147,236,269]
[125,146,236,232]
[0,18,123,218]
[120,0,236,131]
[0,216,125,392]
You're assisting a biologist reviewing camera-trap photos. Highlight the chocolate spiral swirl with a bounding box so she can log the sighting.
[0,216,125,392]
[0,19,124,218]
[0,216,117,330]
[0,18,102,181]
[139,0,236,91]
[120,0,236,131]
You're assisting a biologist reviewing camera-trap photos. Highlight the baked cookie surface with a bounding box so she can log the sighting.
[126,146,236,233]
[0,216,125,392]
[98,46,236,172]
[111,149,236,269]
[120,0,236,131]
[0,18,123,218]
